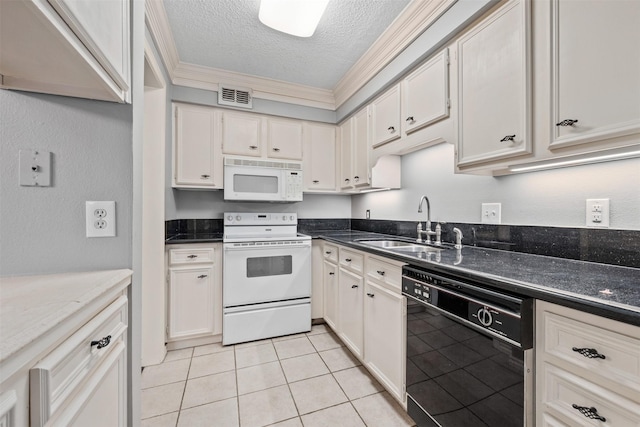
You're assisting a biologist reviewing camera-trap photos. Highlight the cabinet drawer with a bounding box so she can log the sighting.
[30,295,128,427]
[540,306,640,394]
[169,247,215,265]
[339,248,364,274]
[540,363,640,426]
[323,243,338,263]
[366,256,402,291]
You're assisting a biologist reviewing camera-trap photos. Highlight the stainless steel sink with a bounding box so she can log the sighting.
[356,239,445,253]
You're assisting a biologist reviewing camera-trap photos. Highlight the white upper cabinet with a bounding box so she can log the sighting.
[267,118,303,160]
[352,107,371,188]
[173,103,223,189]
[339,119,354,190]
[302,122,337,192]
[456,0,532,168]
[220,111,304,160]
[402,49,450,136]
[546,0,640,151]
[371,85,401,148]
[0,0,130,103]
[221,110,264,157]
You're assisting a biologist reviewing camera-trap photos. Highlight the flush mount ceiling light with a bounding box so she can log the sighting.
[259,0,330,37]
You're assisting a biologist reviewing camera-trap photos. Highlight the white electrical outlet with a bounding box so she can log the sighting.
[86,201,116,237]
[481,203,502,224]
[586,199,610,228]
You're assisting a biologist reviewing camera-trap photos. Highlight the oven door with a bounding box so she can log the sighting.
[223,241,311,307]
[406,297,533,427]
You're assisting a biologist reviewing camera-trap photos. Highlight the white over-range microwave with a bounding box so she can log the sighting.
[223,157,304,202]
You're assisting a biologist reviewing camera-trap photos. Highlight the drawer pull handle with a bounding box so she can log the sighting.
[91,335,112,350]
[249,145,258,150]
[556,119,578,127]
[325,251,332,254]
[197,274,208,279]
[344,178,350,183]
[273,147,280,152]
[351,284,358,289]
[406,116,415,124]
[572,404,606,422]
[377,270,385,276]
[201,174,210,179]
[367,293,375,298]
[388,126,396,133]
[500,134,516,142]
[572,347,606,359]
[187,254,198,259]
[313,180,319,184]
[329,272,335,276]
[345,258,352,262]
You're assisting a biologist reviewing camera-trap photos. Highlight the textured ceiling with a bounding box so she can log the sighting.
[163,0,412,89]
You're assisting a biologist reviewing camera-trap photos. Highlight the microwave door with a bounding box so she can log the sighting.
[224,167,282,201]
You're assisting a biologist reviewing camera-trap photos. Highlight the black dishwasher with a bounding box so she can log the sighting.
[403,265,534,427]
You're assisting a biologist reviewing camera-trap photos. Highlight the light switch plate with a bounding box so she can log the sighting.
[481,203,502,224]
[19,150,51,186]
[86,201,116,237]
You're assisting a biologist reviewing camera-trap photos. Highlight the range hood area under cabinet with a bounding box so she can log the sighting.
[171,102,402,194]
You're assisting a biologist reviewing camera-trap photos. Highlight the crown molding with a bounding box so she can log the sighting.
[333,0,456,108]
[145,0,180,74]
[172,62,336,110]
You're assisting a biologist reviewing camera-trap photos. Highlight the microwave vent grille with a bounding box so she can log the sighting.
[218,85,253,109]
[224,157,302,170]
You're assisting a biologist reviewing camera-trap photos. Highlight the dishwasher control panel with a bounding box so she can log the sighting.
[402,266,532,348]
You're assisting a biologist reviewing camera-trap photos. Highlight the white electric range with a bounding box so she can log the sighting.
[222,212,312,345]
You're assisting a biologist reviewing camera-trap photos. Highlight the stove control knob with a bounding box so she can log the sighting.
[477,307,493,327]
[282,215,287,221]
[235,215,241,221]
[227,215,233,221]
[289,215,294,221]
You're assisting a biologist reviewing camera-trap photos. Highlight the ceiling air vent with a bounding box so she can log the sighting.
[218,85,253,109]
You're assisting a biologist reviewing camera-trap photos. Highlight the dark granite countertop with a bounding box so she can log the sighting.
[315,230,640,326]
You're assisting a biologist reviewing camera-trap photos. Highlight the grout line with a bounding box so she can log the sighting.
[174,353,193,427]
[233,344,241,427]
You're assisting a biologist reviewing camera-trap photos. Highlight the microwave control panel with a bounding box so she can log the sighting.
[285,171,303,201]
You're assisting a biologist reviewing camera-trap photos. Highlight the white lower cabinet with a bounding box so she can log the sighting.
[338,268,364,358]
[536,300,640,426]
[363,281,405,404]
[166,243,222,348]
[320,242,406,405]
[30,293,129,427]
[323,260,339,331]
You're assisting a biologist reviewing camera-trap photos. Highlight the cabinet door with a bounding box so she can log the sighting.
[168,266,216,340]
[338,269,364,359]
[364,282,405,403]
[68,342,126,427]
[403,49,450,135]
[267,118,303,160]
[173,104,221,188]
[221,111,263,157]
[352,107,371,187]
[549,0,640,150]
[323,261,338,331]
[302,122,337,192]
[338,119,353,190]
[457,0,531,167]
[371,85,401,148]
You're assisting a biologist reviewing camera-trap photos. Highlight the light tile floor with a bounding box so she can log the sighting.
[141,324,416,427]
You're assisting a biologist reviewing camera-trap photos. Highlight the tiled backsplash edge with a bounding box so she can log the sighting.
[166,218,639,268]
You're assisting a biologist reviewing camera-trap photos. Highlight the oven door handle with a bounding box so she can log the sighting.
[223,243,311,251]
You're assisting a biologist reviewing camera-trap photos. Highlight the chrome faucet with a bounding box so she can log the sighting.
[417,195,437,244]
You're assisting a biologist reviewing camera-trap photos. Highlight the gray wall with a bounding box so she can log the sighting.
[352,143,640,230]
[0,90,133,276]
